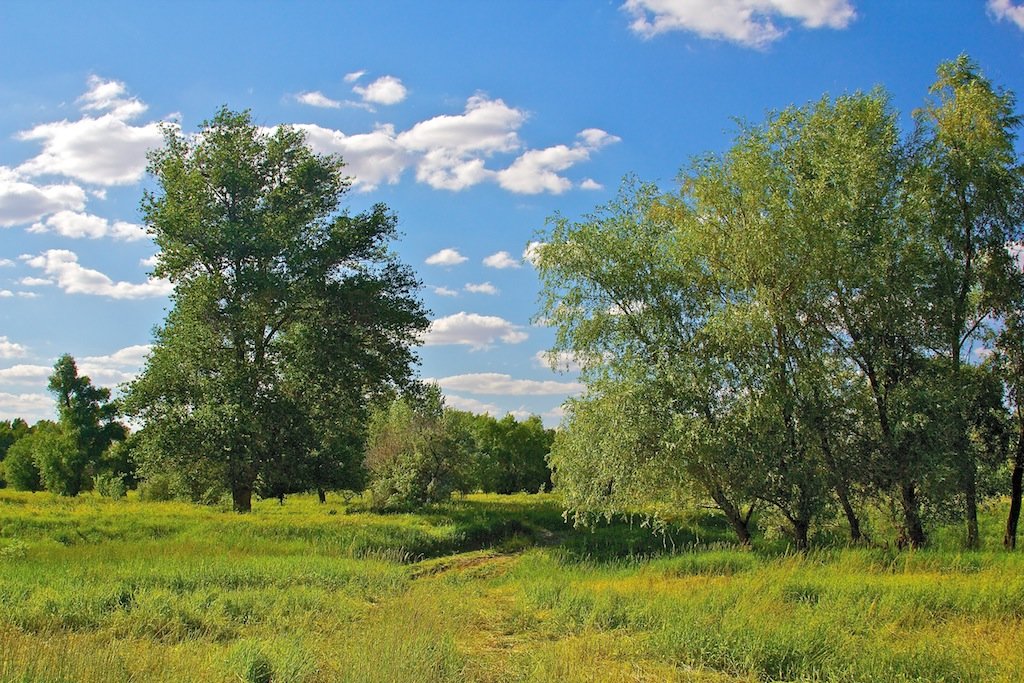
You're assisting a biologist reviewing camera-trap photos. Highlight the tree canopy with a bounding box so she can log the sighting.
[126,108,429,512]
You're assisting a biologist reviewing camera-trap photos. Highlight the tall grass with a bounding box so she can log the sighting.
[2,489,1023,681]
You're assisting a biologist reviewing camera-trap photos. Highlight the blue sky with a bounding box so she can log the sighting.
[1,0,1023,426]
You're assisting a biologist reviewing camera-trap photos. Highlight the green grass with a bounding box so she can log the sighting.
[1,490,1023,682]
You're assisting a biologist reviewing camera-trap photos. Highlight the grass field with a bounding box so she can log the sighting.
[1,490,1022,682]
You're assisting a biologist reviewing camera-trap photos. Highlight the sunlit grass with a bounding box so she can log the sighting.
[1,489,1023,681]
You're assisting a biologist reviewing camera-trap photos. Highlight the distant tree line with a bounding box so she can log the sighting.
[535,56,1024,550]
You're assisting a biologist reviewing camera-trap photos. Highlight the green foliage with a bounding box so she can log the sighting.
[126,107,428,512]
[471,413,553,494]
[366,386,474,510]
[2,431,44,492]
[0,418,31,488]
[94,472,128,500]
[33,426,85,496]
[537,57,1024,550]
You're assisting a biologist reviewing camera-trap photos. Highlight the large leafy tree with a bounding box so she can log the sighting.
[126,108,428,512]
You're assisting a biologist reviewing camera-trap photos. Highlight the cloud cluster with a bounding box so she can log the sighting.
[29,210,147,241]
[17,77,167,186]
[990,0,1024,29]
[464,282,499,295]
[0,337,28,359]
[78,344,152,385]
[0,391,52,422]
[296,94,617,192]
[623,0,857,47]
[423,312,528,349]
[433,372,584,396]
[352,75,408,105]
[23,249,173,299]
[0,167,86,228]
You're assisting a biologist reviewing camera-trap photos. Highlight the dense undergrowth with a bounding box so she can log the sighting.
[1,490,1022,682]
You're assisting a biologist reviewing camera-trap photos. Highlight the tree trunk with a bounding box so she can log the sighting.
[791,517,810,552]
[317,488,327,504]
[899,480,927,548]
[710,486,752,546]
[232,482,253,513]
[835,482,864,543]
[1005,422,1024,550]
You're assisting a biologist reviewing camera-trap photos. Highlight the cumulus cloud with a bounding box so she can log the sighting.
[482,251,521,269]
[580,178,604,191]
[523,241,546,266]
[295,91,342,108]
[464,282,499,295]
[425,248,468,266]
[433,372,585,396]
[23,249,173,299]
[496,128,621,194]
[443,393,501,415]
[0,290,12,297]
[623,0,857,47]
[0,259,13,267]
[432,286,459,297]
[423,312,528,349]
[28,210,147,241]
[0,337,28,359]
[293,123,409,191]
[344,70,367,83]
[0,391,53,422]
[19,277,52,286]
[989,0,1024,29]
[352,75,408,105]
[0,364,51,383]
[0,167,87,227]
[79,344,151,386]
[16,77,167,186]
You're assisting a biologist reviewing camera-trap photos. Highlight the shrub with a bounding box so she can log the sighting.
[3,436,43,492]
[94,472,127,500]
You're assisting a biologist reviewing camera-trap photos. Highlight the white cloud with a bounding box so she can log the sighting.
[344,70,367,83]
[0,337,28,359]
[78,75,147,119]
[140,254,159,268]
[443,393,501,415]
[0,168,87,227]
[483,251,521,269]
[24,249,173,299]
[523,241,546,266]
[433,372,585,396]
[0,290,13,298]
[423,312,528,349]
[398,95,525,190]
[16,291,38,299]
[28,210,147,241]
[16,77,167,186]
[19,277,52,287]
[580,178,604,191]
[0,259,14,267]
[432,286,459,297]
[496,129,620,195]
[79,344,151,386]
[295,91,342,108]
[0,364,51,383]
[352,75,408,105]
[465,282,499,295]
[989,0,1024,29]
[534,350,585,373]
[294,123,410,191]
[425,248,468,266]
[0,391,53,422]
[623,0,857,47]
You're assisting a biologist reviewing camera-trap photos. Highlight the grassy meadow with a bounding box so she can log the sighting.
[1,490,1023,682]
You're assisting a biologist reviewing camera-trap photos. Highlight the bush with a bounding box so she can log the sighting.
[137,473,176,502]
[3,437,42,492]
[94,472,127,500]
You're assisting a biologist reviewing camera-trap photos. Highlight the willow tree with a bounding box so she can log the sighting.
[126,108,428,512]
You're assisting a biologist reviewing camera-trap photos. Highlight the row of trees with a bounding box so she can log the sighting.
[367,386,553,510]
[535,56,1024,549]
[0,356,129,496]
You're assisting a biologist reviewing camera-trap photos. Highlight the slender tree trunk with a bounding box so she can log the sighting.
[835,481,864,543]
[899,480,927,548]
[1005,418,1024,550]
[317,488,327,504]
[232,481,253,513]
